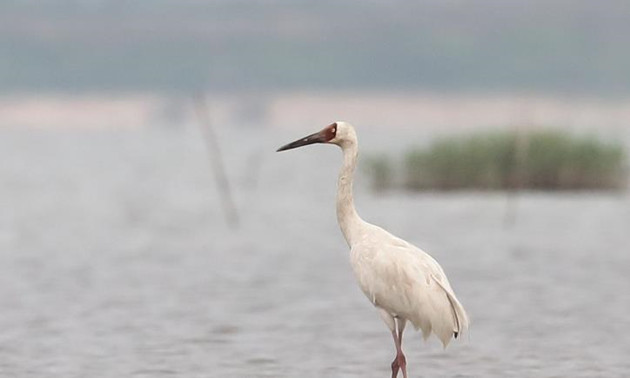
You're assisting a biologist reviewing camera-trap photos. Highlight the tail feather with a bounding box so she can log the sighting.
[431,275,469,341]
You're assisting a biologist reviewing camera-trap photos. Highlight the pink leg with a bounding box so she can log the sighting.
[390,319,408,378]
[398,323,408,378]
[390,329,400,378]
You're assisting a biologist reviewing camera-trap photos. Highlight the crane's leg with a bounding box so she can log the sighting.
[378,309,407,378]
[396,318,408,378]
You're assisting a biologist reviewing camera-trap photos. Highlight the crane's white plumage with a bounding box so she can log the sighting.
[349,223,469,346]
[277,121,468,377]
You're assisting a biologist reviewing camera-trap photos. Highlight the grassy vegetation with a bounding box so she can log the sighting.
[366,130,628,191]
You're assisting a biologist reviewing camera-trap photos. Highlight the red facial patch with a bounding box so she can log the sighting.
[322,122,337,142]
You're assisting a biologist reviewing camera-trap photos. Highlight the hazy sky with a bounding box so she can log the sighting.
[2,0,630,94]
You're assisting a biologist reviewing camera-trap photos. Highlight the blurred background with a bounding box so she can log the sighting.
[1,1,629,377]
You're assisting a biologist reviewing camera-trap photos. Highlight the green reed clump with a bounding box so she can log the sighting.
[368,130,627,191]
[524,131,627,190]
[404,132,519,190]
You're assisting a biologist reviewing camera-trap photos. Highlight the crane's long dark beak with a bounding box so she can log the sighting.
[276,130,326,152]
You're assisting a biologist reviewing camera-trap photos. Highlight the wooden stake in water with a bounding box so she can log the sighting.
[505,127,529,227]
[193,94,240,229]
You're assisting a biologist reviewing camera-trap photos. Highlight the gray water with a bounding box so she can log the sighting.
[1,126,629,377]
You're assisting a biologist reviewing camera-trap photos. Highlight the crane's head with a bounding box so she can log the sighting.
[276,121,356,152]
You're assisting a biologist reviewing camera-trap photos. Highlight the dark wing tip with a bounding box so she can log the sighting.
[454,331,459,339]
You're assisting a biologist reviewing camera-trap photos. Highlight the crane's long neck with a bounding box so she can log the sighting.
[337,141,363,246]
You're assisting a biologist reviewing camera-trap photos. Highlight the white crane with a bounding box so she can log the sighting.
[277,122,469,378]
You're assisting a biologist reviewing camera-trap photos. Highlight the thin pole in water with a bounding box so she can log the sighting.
[193,93,240,229]
[504,125,529,228]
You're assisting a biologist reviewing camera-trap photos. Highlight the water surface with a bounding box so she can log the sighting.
[0,127,629,377]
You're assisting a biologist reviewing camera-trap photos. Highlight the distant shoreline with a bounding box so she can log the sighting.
[0,91,629,142]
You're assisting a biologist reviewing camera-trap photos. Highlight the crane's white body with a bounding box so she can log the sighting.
[348,223,468,346]
[333,122,469,347]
